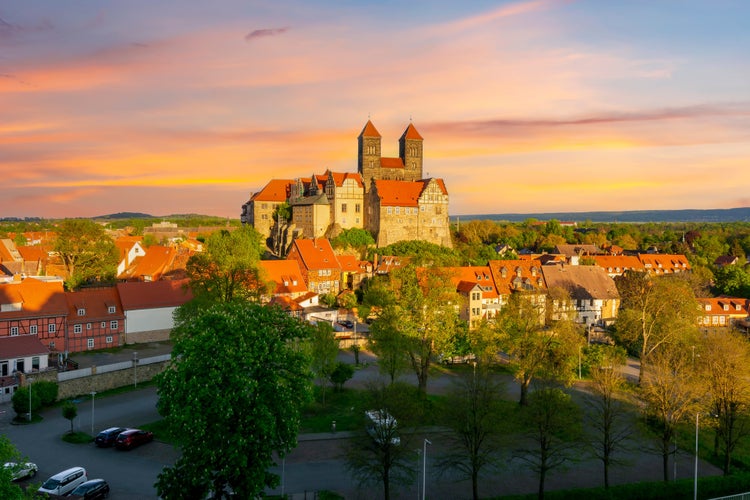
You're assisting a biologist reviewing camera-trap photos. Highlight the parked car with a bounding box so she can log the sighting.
[3,461,37,481]
[338,320,354,329]
[69,478,110,500]
[38,466,88,496]
[94,426,128,447]
[115,429,154,450]
[365,409,400,446]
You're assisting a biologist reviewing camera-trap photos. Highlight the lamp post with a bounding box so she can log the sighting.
[133,352,138,388]
[90,391,97,434]
[578,345,582,379]
[27,377,34,422]
[422,438,431,500]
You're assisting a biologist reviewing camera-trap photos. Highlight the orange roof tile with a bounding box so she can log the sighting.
[336,255,361,273]
[120,245,176,281]
[380,157,405,169]
[329,171,364,188]
[374,180,423,207]
[291,238,341,271]
[637,254,691,274]
[65,287,123,320]
[0,278,68,318]
[259,260,307,295]
[359,120,381,138]
[401,123,423,140]
[250,179,294,202]
[592,255,644,274]
[443,266,499,299]
[488,259,547,295]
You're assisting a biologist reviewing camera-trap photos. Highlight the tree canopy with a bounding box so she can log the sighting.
[156,302,313,499]
[53,219,118,290]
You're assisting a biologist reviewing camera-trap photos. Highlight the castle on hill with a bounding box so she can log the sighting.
[241,120,452,250]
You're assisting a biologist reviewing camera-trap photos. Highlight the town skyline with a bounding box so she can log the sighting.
[2,1,749,219]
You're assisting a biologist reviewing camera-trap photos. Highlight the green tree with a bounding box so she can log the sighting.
[156,302,313,499]
[329,362,355,391]
[184,226,268,304]
[309,321,339,405]
[11,386,40,420]
[516,385,582,499]
[54,219,118,290]
[699,330,750,474]
[0,435,35,499]
[438,366,508,500]
[368,308,410,384]
[614,272,699,382]
[62,401,77,434]
[331,228,375,250]
[639,346,703,481]
[713,264,750,298]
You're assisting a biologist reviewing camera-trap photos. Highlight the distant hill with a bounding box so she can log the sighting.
[456,207,750,223]
[93,212,154,220]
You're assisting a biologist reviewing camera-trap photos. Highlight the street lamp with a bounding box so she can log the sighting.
[422,438,431,500]
[27,377,34,422]
[90,391,97,434]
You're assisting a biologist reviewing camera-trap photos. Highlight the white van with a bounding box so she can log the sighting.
[365,409,400,446]
[38,466,88,496]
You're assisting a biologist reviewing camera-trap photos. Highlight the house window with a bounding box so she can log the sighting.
[355,204,361,213]
[106,336,113,344]
[74,324,82,334]
[87,323,92,330]
[395,207,400,215]
[49,341,55,349]
[110,320,119,330]
[77,308,85,316]
[32,357,39,370]
[108,306,116,314]
[10,327,18,336]
[341,203,347,213]
[387,207,392,215]
[420,205,425,212]
[87,338,94,349]
[48,324,55,333]
[29,325,38,334]
[101,322,106,328]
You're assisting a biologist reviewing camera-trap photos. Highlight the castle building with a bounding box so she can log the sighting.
[241,120,451,249]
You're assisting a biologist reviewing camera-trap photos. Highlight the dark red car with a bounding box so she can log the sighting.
[114,429,154,450]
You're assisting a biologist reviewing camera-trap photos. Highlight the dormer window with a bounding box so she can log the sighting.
[737,304,742,311]
[724,304,729,311]
[108,306,116,314]
[705,304,712,311]
[77,308,86,316]
[500,267,507,278]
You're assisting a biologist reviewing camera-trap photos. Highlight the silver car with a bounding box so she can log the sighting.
[3,461,38,481]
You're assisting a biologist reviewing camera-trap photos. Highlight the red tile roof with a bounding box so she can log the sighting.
[0,335,49,359]
[591,255,644,274]
[488,259,547,295]
[696,297,750,317]
[443,266,499,299]
[65,287,123,320]
[0,278,68,318]
[259,260,307,295]
[120,245,176,281]
[336,255,361,273]
[329,171,364,188]
[291,238,341,271]
[116,279,192,310]
[401,123,423,140]
[637,254,691,274]
[250,179,294,202]
[374,180,423,207]
[359,120,381,138]
[381,157,405,169]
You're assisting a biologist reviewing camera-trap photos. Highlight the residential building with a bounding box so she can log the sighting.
[65,287,124,351]
[258,259,308,299]
[696,297,750,330]
[116,279,192,344]
[286,238,342,295]
[443,266,501,327]
[542,264,620,327]
[488,259,548,317]
[115,236,146,277]
[591,255,645,278]
[241,179,294,239]
[638,253,691,275]
[0,335,50,403]
[0,278,68,353]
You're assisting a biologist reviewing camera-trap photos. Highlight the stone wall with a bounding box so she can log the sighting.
[125,329,171,344]
[56,360,169,400]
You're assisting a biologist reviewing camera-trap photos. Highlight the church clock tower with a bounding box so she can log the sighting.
[358,120,381,192]
[399,122,423,181]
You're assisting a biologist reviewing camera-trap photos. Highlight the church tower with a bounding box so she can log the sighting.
[358,120,381,192]
[399,122,423,181]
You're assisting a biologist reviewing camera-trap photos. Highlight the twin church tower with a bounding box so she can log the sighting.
[241,119,451,251]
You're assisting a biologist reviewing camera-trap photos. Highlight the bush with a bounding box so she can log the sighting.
[329,363,355,391]
[34,380,59,405]
[11,387,41,418]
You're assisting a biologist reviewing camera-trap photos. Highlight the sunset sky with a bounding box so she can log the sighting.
[2,0,749,219]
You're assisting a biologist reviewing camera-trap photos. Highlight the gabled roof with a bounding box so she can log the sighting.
[715,255,739,267]
[400,123,423,140]
[542,265,620,300]
[268,295,304,312]
[119,245,176,281]
[554,244,600,257]
[0,335,49,360]
[16,246,47,262]
[381,157,405,169]
[696,297,750,317]
[336,255,362,274]
[591,255,644,274]
[374,255,410,274]
[250,179,294,202]
[488,259,547,295]
[116,279,192,310]
[637,254,691,274]
[290,238,341,271]
[374,180,423,207]
[0,239,22,262]
[259,260,307,295]
[443,266,499,299]
[0,278,68,318]
[65,287,123,320]
[328,171,364,188]
[359,120,381,138]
